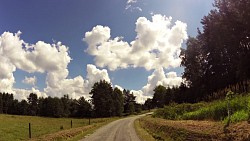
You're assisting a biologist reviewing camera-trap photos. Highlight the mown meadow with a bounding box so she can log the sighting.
[0,114,116,141]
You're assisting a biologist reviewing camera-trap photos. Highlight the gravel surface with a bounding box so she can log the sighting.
[80,115,146,141]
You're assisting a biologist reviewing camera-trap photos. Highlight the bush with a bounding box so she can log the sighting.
[154,93,250,123]
[153,102,207,120]
[223,110,248,124]
[153,106,178,120]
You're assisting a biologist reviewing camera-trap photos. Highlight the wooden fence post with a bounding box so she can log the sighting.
[29,123,31,138]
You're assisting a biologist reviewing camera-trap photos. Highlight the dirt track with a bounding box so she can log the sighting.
[80,115,144,141]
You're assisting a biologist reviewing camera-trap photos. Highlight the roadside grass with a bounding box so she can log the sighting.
[0,114,117,141]
[153,93,250,123]
[138,116,190,141]
[223,110,248,124]
[134,118,156,141]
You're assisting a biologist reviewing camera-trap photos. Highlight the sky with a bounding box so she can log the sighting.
[0,0,214,103]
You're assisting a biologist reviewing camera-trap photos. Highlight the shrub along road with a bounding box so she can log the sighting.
[80,114,149,141]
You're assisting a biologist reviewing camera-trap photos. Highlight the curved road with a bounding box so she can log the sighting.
[80,114,146,141]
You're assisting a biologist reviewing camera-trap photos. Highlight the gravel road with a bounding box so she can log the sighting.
[80,114,146,141]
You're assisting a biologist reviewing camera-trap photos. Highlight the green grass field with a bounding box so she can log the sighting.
[0,114,115,141]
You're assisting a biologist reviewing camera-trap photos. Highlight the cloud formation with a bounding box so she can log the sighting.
[84,14,187,71]
[83,14,187,102]
[14,87,47,101]
[85,16,186,102]
[1,14,187,103]
[142,68,182,96]
[0,31,111,100]
[22,76,37,86]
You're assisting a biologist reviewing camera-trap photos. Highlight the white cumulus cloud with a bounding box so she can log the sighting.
[13,87,47,101]
[84,14,187,71]
[84,64,111,96]
[0,31,92,100]
[22,76,37,86]
[142,68,183,96]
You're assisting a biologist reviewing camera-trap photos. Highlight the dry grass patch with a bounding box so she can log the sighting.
[139,116,250,141]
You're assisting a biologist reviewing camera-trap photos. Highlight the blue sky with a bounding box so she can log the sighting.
[0,0,214,102]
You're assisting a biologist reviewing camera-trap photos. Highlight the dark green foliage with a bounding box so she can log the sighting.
[90,80,114,117]
[18,100,29,115]
[123,89,136,114]
[152,85,167,108]
[2,93,14,114]
[154,93,250,123]
[127,102,135,114]
[179,0,250,102]
[153,102,206,120]
[75,97,92,117]
[60,95,71,117]
[0,81,140,118]
[0,94,3,113]
[27,93,38,116]
[112,88,124,116]
[43,96,64,118]
[143,98,153,110]
[135,103,142,113]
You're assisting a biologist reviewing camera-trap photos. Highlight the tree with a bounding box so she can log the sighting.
[27,93,38,116]
[75,97,92,117]
[2,93,14,114]
[9,99,19,115]
[112,88,124,116]
[135,103,142,113]
[152,85,167,108]
[90,80,114,117]
[61,95,70,117]
[19,100,29,115]
[38,97,64,118]
[0,93,3,113]
[202,0,250,93]
[52,97,64,118]
[143,98,153,110]
[123,89,136,114]
[69,99,79,117]
[180,0,250,101]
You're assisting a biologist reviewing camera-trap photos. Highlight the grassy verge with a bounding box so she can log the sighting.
[153,93,250,123]
[138,115,250,141]
[134,118,155,141]
[0,114,118,141]
[139,116,220,141]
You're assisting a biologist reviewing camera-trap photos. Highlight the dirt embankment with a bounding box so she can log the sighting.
[139,116,250,141]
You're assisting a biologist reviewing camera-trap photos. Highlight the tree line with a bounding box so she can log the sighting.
[144,0,250,108]
[179,0,250,102]
[0,80,146,118]
[0,92,91,118]
[178,0,250,102]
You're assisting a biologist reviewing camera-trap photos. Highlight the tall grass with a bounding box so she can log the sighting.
[154,93,250,123]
